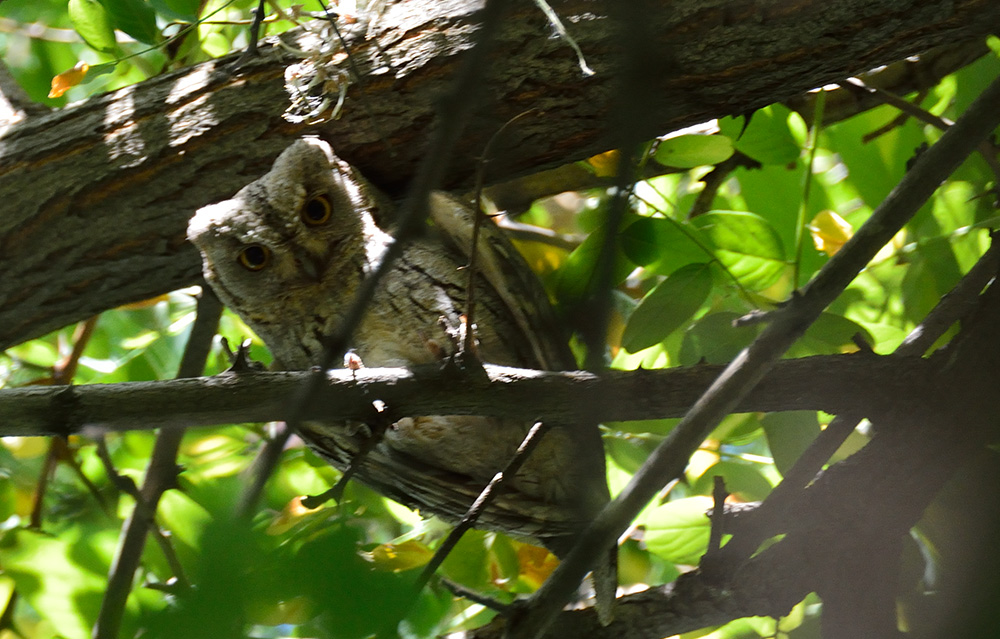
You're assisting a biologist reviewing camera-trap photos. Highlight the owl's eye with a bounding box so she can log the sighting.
[301,194,332,226]
[238,244,271,271]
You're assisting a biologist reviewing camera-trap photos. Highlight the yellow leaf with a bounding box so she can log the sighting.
[516,543,559,589]
[48,62,89,99]
[809,209,853,256]
[117,294,170,311]
[3,437,49,460]
[362,540,433,572]
[266,495,322,535]
[248,595,312,625]
[586,150,620,177]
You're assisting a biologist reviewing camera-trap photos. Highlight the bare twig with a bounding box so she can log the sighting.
[28,316,99,529]
[234,422,293,518]
[297,402,392,510]
[440,577,511,613]
[95,437,190,589]
[93,289,222,639]
[843,77,1000,185]
[464,110,536,356]
[415,421,550,592]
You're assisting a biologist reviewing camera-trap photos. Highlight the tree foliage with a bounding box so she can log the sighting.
[1,1,1000,639]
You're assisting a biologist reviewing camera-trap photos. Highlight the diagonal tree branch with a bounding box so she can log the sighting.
[511,68,1000,639]
[93,289,222,639]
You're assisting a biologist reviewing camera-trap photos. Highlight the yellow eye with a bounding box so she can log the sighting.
[238,244,271,271]
[301,194,332,226]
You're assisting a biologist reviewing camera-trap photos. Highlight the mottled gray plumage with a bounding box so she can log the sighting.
[188,138,614,616]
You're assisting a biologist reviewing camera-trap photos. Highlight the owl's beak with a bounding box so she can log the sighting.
[299,256,324,282]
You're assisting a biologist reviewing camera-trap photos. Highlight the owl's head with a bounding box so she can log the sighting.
[187,138,389,318]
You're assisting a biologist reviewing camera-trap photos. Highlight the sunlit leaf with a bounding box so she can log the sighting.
[621,262,712,353]
[654,134,734,169]
[266,495,323,536]
[1,528,118,639]
[102,0,160,44]
[691,461,773,502]
[68,0,117,53]
[516,543,559,589]
[586,150,621,177]
[620,216,707,272]
[692,210,787,290]
[720,105,801,165]
[809,209,853,255]
[48,61,90,98]
[363,540,433,572]
[441,529,489,588]
[642,496,714,565]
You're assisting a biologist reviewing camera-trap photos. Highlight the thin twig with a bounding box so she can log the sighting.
[95,437,190,589]
[28,316,99,529]
[230,0,267,70]
[440,577,511,613]
[844,77,1000,185]
[415,421,550,593]
[93,289,222,639]
[298,403,392,510]
[464,110,536,356]
[234,422,292,518]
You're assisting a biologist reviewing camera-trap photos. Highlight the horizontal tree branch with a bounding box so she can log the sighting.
[0,354,934,438]
[1,0,998,350]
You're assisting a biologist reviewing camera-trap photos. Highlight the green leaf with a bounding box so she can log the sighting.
[790,312,875,356]
[441,529,489,589]
[102,0,160,44]
[719,105,800,165]
[692,461,773,502]
[622,262,712,353]
[69,0,117,53]
[150,0,201,22]
[692,211,787,290]
[679,311,759,365]
[761,411,821,477]
[554,229,634,305]
[653,134,734,169]
[1,528,118,639]
[642,496,713,565]
[620,216,707,272]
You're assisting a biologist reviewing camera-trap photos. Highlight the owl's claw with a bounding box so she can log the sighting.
[221,337,266,373]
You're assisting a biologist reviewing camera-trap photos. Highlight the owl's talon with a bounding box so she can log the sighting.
[221,337,266,374]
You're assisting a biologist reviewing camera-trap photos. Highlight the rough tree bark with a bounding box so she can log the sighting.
[1,0,998,350]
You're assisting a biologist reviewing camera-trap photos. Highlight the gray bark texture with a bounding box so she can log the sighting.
[1,0,999,350]
[0,354,933,437]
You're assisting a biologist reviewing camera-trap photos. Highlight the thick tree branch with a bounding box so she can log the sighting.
[1,0,998,350]
[0,354,933,439]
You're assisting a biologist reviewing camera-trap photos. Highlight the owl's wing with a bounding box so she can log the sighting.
[427,191,576,371]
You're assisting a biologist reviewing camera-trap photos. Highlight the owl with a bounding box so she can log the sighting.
[187,137,614,616]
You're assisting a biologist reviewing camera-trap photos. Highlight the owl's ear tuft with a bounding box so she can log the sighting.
[188,200,238,245]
